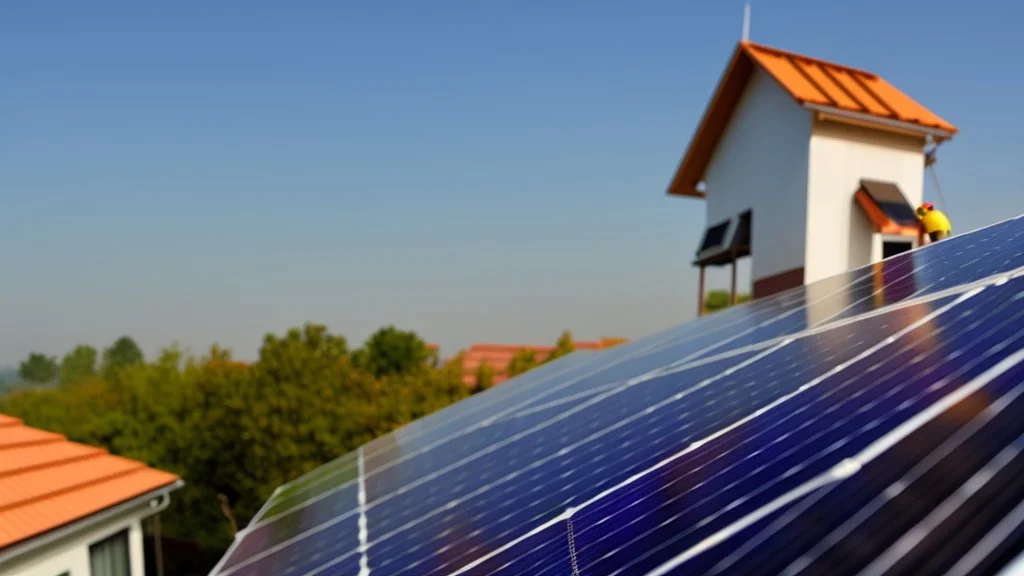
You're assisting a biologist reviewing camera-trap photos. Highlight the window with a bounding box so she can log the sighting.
[883,240,913,259]
[89,529,130,576]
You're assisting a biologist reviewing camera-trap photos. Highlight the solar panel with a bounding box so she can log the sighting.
[209,215,1024,576]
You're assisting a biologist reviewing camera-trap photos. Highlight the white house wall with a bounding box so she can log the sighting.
[805,119,926,283]
[0,516,146,576]
[703,68,812,284]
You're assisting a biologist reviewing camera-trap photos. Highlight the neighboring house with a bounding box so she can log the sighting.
[0,414,182,576]
[458,338,628,386]
[666,41,957,311]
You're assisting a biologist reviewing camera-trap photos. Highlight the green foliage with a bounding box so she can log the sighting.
[60,344,98,385]
[545,330,575,364]
[18,352,58,384]
[474,363,495,391]
[102,336,145,375]
[0,324,471,559]
[703,290,752,314]
[506,349,538,379]
[359,325,428,378]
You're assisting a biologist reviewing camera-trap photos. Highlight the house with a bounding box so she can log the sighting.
[0,414,182,576]
[666,41,957,311]
[458,338,628,386]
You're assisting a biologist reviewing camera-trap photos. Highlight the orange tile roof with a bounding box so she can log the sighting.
[458,338,627,386]
[668,41,957,198]
[0,414,180,550]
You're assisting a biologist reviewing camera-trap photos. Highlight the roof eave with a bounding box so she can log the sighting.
[0,479,183,567]
[806,103,957,142]
[666,44,753,200]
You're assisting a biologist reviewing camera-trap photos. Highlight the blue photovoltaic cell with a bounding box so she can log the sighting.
[309,554,363,576]
[209,217,1024,576]
[468,522,573,576]
[563,276,1024,575]
[360,298,956,575]
[219,482,359,574]
[222,510,361,576]
[699,361,1024,575]
[360,293,809,473]
[253,454,360,525]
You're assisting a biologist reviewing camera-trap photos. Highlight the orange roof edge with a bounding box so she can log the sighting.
[668,41,957,198]
[0,414,182,551]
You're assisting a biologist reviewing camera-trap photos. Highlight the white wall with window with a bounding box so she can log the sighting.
[0,511,147,576]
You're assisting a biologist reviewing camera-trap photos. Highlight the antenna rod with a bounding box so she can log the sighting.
[742,3,751,41]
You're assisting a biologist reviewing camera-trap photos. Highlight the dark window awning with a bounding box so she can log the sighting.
[693,210,751,266]
[855,180,919,236]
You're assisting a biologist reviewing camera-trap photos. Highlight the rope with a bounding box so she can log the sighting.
[925,144,951,216]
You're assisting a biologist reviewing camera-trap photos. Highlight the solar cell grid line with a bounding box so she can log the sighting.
[253,456,360,526]
[355,300,791,476]
[222,284,1007,573]
[700,359,1024,576]
[249,236,1018,538]
[859,434,1024,576]
[249,352,606,532]
[696,363,1024,575]
[445,521,573,576]
[379,296,969,576]
[210,347,738,576]
[568,298,1023,576]
[216,481,360,575]
[507,284,1003,573]
[358,289,817,470]
[360,279,971,518]
[362,349,784,573]
[636,312,1024,576]
[947,498,1024,576]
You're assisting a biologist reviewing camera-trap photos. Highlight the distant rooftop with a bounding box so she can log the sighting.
[458,338,628,386]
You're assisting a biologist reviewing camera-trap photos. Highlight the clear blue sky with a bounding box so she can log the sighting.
[3,1,1022,365]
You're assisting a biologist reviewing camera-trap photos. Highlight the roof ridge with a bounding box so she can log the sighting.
[0,460,147,513]
[0,445,107,479]
[740,40,879,79]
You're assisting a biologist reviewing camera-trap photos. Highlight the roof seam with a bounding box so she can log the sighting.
[0,448,106,479]
[0,462,147,513]
[848,72,898,118]
[818,65,868,113]
[788,56,836,107]
[0,436,67,451]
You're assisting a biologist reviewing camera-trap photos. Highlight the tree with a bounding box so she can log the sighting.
[19,353,58,384]
[474,363,495,391]
[545,330,575,364]
[60,345,98,385]
[19,353,57,384]
[506,349,538,379]
[703,290,751,314]
[102,336,144,374]
[360,326,429,378]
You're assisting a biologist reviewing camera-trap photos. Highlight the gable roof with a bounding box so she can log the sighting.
[668,41,958,198]
[0,413,181,550]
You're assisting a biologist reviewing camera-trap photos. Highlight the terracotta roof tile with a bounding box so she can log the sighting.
[0,414,180,550]
[456,338,628,386]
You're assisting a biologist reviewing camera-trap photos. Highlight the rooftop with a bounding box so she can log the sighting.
[0,413,180,550]
[669,41,958,198]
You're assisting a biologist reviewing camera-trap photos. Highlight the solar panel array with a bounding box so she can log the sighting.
[209,215,1024,576]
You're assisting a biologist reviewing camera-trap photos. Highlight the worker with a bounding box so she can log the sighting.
[917,202,952,243]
